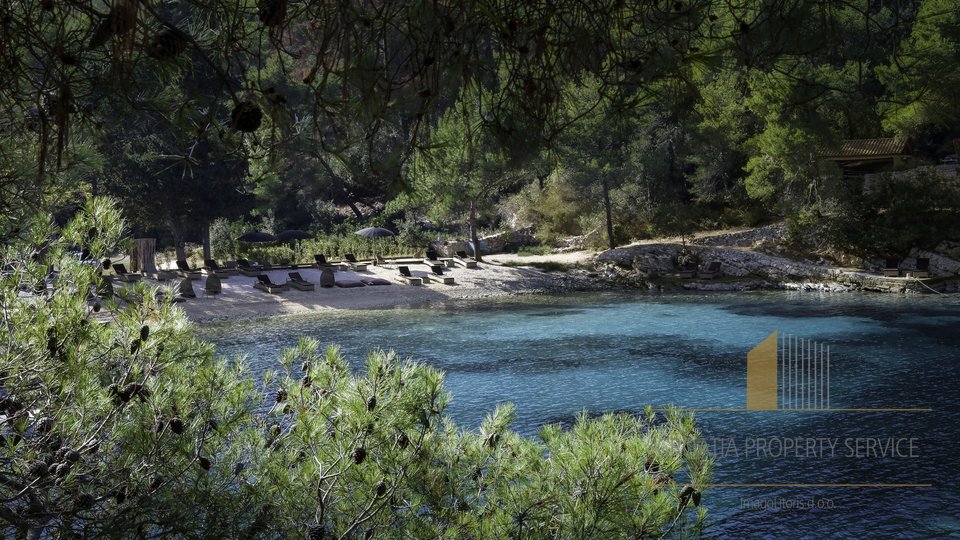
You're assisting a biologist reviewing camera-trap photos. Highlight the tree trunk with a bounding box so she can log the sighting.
[201,222,211,261]
[133,238,157,273]
[601,176,616,250]
[170,222,187,262]
[468,200,482,262]
[346,201,363,220]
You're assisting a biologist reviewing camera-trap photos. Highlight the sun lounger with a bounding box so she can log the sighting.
[397,266,422,285]
[343,254,368,272]
[314,254,346,271]
[384,257,427,265]
[910,257,930,278]
[699,261,722,279]
[203,259,235,277]
[253,274,288,294]
[424,249,454,268]
[883,257,900,277]
[237,259,265,277]
[203,274,222,297]
[678,262,697,279]
[111,263,142,282]
[360,277,391,286]
[423,264,455,284]
[176,260,203,279]
[286,272,315,291]
[319,268,335,288]
[148,266,177,281]
[454,250,478,269]
[335,280,366,288]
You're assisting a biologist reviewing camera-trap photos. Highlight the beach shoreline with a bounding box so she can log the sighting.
[170,244,960,324]
[177,260,592,323]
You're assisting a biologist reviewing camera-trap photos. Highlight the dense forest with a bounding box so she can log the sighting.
[3,0,959,259]
[1,1,959,537]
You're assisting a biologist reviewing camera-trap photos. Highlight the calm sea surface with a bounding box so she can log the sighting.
[200,291,960,539]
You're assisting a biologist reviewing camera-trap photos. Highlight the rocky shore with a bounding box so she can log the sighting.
[590,241,960,294]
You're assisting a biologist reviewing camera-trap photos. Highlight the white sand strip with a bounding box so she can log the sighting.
[160,262,567,322]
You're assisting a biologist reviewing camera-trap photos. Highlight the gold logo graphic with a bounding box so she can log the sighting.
[747,331,830,410]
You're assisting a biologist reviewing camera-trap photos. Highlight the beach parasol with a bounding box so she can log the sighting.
[276,229,314,242]
[354,227,395,238]
[354,227,395,262]
[237,231,277,243]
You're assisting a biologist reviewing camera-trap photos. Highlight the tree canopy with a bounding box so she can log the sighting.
[4,1,958,252]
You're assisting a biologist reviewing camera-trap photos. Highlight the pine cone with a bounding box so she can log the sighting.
[198,456,211,470]
[352,446,366,465]
[366,396,376,411]
[307,524,325,540]
[167,417,184,434]
[275,388,287,403]
[75,493,95,510]
[35,417,52,433]
[29,461,49,478]
[88,1,138,49]
[119,383,145,403]
[146,28,189,60]
[258,0,288,27]
[231,102,262,132]
[140,325,149,341]
[54,462,71,477]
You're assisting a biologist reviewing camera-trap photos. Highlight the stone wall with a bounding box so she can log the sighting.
[430,240,472,258]
[480,226,537,254]
[596,243,832,280]
[690,223,785,248]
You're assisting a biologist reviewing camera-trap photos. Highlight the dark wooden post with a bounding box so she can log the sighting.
[133,238,157,274]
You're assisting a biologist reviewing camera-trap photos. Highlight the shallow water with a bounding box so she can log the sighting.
[201,291,960,539]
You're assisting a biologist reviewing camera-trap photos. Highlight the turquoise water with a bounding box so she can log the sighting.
[201,291,960,538]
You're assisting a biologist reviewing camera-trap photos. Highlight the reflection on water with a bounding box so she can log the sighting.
[200,291,960,538]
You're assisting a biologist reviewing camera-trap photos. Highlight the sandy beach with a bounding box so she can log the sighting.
[168,258,585,323]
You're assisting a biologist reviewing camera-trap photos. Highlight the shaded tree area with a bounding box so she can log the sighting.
[99,111,252,260]
[1,1,959,250]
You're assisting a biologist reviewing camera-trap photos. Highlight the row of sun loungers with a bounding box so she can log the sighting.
[884,257,929,278]
[107,249,480,282]
[101,249,476,301]
[249,269,405,294]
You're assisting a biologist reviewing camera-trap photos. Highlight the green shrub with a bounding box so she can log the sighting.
[0,198,712,538]
[827,170,960,256]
